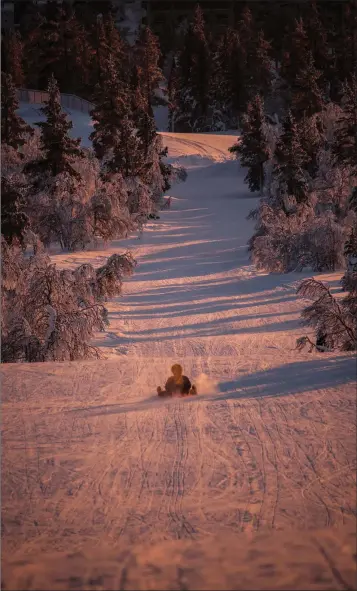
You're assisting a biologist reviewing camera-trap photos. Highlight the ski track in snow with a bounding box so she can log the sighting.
[2,108,356,585]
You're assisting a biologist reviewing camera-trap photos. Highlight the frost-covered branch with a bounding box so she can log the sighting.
[296,278,356,352]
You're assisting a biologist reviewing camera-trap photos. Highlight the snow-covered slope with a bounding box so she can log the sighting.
[3,109,356,589]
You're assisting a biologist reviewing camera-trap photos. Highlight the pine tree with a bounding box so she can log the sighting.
[281,17,310,89]
[304,1,334,97]
[26,75,83,179]
[2,30,25,87]
[90,57,143,178]
[238,9,272,108]
[168,56,178,131]
[229,95,270,193]
[58,5,93,95]
[280,17,312,113]
[25,4,93,95]
[208,33,232,131]
[290,50,324,120]
[225,28,247,127]
[273,110,310,209]
[174,5,211,131]
[344,227,357,256]
[1,73,33,150]
[133,27,162,154]
[25,5,61,90]
[342,225,357,295]
[88,13,126,91]
[297,114,323,179]
[334,0,357,89]
[333,75,357,175]
[105,13,127,76]
[1,176,29,247]
[208,27,248,129]
[349,186,357,212]
[238,6,255,50]
[135,26,163,113]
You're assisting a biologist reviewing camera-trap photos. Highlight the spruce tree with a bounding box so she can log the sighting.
[229,95,270,193]
[1,73,33,150]
[88,13,126,91]
[334,0,357,89]
[135,26,163,113]
[133,27,162,153]
[297,114,323,179]
[225,29,246,127]
[280,17,311,112]
[273,110,310,209]
[291,50,324,120]
[333,75,357,175]
[25,5,61,90]
[281,17,311,89]
[190,5,211,131]
[26,75,83,178]
[25,3,94,95]
[1,176,29,247]
[208,32,232,131]
[105,13,127,76]
[174,5,211,131]
[90,54,128,160]
[349,186,357,213]
[168,56,178,131]
[2,30,24,87]
[90,57,142,178]
[238,9,272,108]
[304,1,334,97]
[58,5,93,95]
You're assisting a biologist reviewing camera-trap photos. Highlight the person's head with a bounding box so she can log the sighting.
[171,364,183,379]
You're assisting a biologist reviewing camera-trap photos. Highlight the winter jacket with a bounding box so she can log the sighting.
[165,375,191,395]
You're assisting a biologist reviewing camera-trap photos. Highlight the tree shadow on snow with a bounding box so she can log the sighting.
[216,356,356,401]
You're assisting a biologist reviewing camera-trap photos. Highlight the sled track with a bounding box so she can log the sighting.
[2,356,356,557]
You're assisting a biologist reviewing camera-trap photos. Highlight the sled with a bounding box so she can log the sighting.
[157,386,197,397]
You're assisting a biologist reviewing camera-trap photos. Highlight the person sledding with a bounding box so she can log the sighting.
[157,364,197,397]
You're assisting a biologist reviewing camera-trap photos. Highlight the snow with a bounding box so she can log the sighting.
[3,106,356,588]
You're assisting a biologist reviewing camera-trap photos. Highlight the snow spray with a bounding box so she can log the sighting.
[195,373,219,396]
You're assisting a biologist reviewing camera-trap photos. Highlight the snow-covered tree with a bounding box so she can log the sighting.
[1,73,33,150]
[94,252,137,300]
[1,239,136,363]
[297,114,324,179]
[91,173,134,242]
[272,110,310,210]
[296,277,357,352]
[341,225,357,292]
[229,95,270,193]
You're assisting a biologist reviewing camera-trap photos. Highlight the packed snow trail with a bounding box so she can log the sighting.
[2,115,356,586]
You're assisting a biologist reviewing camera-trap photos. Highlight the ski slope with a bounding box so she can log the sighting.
[2,108,356,590]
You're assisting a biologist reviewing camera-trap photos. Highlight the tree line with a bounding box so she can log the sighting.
[1,9,181,362]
